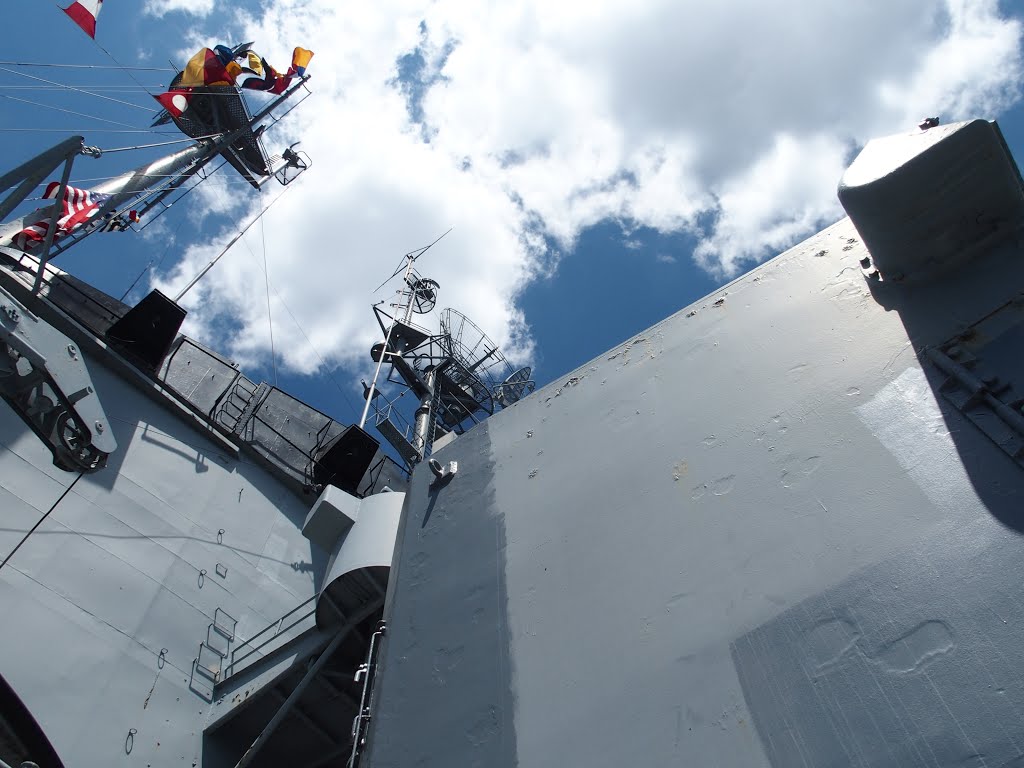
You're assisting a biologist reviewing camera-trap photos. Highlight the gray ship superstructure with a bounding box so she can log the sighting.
[0,53,410,768]
[361,118,1024,767]
[2,116,1024,768]
[0,247,407,767]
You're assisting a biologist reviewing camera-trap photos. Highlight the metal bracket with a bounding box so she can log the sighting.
[428,458,457,487]
[349,621,387,768]
[0,136,88,294]
[268,143,311,186]
[0,285,116,472]
[927,344,1024,466]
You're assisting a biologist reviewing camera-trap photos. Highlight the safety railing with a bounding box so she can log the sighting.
[221,595,318,682]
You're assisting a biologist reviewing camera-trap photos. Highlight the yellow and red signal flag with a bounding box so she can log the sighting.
[154,45,314,118]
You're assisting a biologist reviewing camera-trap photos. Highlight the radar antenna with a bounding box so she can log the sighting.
[496,367,535,408]
[360,253,531,468]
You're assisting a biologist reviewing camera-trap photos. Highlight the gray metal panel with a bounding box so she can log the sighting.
[2,117,1022,768]
[303,485,360,553]
[208,626,334,730]
[0,342,327,766]
[368,425,517,768]
[365,208,1024,767]
[320,491,404,580]
[316,491,404,626]
[839,119,1024,282]
[315,489,403,622]
[158,335,244,419]
[241,386,343,487]
[358,451,409,497]
[734,518,1024,768]
[43,272,127,337]
[375,412,420,465]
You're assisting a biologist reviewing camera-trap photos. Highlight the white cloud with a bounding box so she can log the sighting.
[880,0,1023,121]
[152,0,1023,373]
[694,133,851,273]
[143,0,214,18]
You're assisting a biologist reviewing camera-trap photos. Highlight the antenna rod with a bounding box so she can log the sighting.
[249,75,311,126]
[358,312,398,431]
[412,226,452,263]
[371,228,451,294]
[359,255,419,430]
[173,186,291,302]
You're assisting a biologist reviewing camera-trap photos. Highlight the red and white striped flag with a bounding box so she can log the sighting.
[63,1,104,39]
[10,182,111,253]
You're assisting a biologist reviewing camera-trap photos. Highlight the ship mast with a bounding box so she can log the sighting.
[360,238,535,468]
[0,54,312,473]
[0,68,311,292]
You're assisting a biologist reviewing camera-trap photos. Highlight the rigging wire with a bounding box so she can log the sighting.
[0,472,83,575]
[0,92,146,129]
[0,86,261,99]
[0,85,169,91]
[134,160,230,232]
[92,134,225,153]
[237,236,362,421]
[49,1,160,98]
[119,217,190,302]
[0,128,183,133]
[39,155,225,258]
[173,185,294,302]
[19,176,255,199]
[14,156,247,203]
[260,88,313,127]
[64,173,252,184]
[0,65,153,111]
[94,45,158,96]
[258,186,279,387]
[22,185,254,205]
[0,61,175,72]
[372,228,453,293]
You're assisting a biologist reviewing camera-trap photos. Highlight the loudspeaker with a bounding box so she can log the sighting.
[106,289,186,370]
[313,425,380,495]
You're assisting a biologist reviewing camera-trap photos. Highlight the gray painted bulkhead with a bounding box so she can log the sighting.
[0,351,331,765]
[365,123,1024,766]
[0,236,407,765]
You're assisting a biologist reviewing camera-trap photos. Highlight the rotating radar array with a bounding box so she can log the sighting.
[358,245,535,468]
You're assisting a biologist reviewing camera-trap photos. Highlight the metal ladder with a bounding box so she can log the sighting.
[215,376,260,432]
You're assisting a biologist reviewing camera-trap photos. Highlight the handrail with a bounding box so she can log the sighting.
[223,595,317,680]
[209,371,254,425]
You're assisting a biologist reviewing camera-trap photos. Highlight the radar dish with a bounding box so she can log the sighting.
[408,277,440,314]
[430,308,520,431]
[495,367,535,407]
[365,294,528,467]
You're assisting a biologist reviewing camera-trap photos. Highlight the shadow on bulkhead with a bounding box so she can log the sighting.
[841,117,1024,532]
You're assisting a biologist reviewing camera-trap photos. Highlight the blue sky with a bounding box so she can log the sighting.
[3,0,1024,436]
